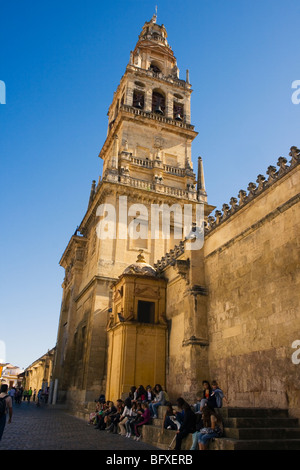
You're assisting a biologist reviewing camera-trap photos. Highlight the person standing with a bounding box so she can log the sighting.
[8,387,16,403]
[0,384,13,441]
[36,389,42,407]
[27,388,33,403]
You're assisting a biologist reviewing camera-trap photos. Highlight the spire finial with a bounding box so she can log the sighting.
[88,180,96,207]
[151,6,157,23]
[197,157,207,202]
[137,249,146,263]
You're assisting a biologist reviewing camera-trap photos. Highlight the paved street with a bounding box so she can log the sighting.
[0,401,158,451]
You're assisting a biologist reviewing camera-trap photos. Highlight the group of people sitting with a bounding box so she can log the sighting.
[89,384,165,441]
[163,380,228,450]
[89,380,228,449]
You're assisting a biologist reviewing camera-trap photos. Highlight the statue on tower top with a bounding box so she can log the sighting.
[150,6,157,23]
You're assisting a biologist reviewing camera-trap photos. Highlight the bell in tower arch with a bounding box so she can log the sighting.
[152,90,165,115]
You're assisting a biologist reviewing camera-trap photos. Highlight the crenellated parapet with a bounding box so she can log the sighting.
[154,240,186,272]
[205,146,300,235]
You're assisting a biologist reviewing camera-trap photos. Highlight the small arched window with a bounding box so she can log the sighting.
[173,101,184,121]
[150,62,162,74]
[152,90,165,115]
[133,90,144,109]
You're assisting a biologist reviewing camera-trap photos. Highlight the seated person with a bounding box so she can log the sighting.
[95,401,117,430]
[198,406,223,450]
[163,404,178,430]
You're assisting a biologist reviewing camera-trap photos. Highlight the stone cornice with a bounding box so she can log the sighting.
[77,176,204,236]
[119,104,197,134]
[99,104,197,161]
[126,65,192,92]
[182,336,209,347]
[74,275,117,303]
[59,234,88,268]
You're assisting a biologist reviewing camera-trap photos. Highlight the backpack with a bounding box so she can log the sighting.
[0,395,8,416]
[163,391,169,402]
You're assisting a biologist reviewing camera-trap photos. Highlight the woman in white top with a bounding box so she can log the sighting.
[118,398,132,435]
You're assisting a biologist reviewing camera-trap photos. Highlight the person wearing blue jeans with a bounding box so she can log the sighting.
[149,384,166,419]
[198,406,223,450]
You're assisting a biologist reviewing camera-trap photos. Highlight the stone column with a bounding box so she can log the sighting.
[52,379,59,405]
[184,96,191,124]
[48,380,54,404]
[144,87,152,113]
[166,92,174,119]
[111,134,119,170]
[182,247,209,401]
[125,82,134,106]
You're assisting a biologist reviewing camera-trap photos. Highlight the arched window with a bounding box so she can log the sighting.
[173,101,184,121]
[152,90,165,115]
[133,89,144,109]
[150,62,162,74]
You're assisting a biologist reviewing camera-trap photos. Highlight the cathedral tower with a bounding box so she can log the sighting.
[51,15,209,406]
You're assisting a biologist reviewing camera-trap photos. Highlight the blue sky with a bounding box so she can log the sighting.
[0,0,299,369]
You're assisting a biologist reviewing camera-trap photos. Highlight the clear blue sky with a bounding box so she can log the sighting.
[1,0,299,369]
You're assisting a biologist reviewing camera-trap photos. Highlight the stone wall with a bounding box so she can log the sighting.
[204,151,300,417]
[160,246,210,404]
[23,348,55,394]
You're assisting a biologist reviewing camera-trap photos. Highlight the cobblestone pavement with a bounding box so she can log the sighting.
[0,401,159,451]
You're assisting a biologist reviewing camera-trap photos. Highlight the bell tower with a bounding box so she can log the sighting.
[52,15,212,407]
[100,15,201,203]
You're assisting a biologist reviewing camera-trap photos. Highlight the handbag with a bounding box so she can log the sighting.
[200,427,214,434]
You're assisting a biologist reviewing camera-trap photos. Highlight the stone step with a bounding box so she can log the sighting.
[224,427,300,440]
[212,438,300,451]
[142,406,300,450]
[223,417,299,428]
[156,405,291,420]
[219,407,289,418]
[156,405,178,418]
[142,425,300,450]
[142,425,193,450]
